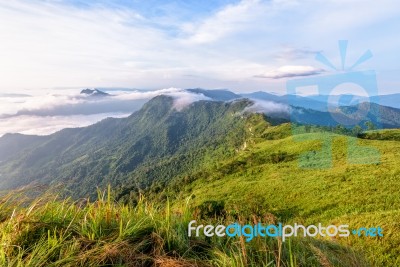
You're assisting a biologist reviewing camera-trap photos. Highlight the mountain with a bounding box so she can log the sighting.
[186,88,241,101]
[290,102,400,129]
[240,91,283,102]
[2,92,400,197]
[80,88,110,97]
[304,93,400,110]
[242,91,400,111]
[187,89,328,110]
[305,94,367,106]
[0,96,260,197]
[241,91,340,111]
[371,94,400,109]
[239,90,400,128]
[0,133,47,162]
[340,102,400,128]
[1,93,400,265]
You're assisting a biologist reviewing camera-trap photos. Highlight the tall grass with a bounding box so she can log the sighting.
[0,186,366,267]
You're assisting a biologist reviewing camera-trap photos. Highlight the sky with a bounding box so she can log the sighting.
[0,0,399,136]
[0,0,399,94]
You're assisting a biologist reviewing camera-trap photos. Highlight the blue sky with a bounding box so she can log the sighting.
[0,0,399,94]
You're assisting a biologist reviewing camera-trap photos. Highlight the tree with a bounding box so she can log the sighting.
[365,121,376,131]
[334,124,346,134]
[352,125,363,137]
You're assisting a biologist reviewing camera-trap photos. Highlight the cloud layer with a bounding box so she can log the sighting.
[0,88,210,136]
[244,99,289,116]
[0,113,130,137]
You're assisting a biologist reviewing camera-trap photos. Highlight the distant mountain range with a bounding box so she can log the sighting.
[184,88,400,128]
[241,91,328,111]
[182,88,400,111]
[76,87,400,111]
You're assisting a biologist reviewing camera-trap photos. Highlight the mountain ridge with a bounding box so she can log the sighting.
[0,96,259,197]
[2,92,400,197]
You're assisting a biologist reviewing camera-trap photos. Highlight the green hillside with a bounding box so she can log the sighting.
[161,126,400,266]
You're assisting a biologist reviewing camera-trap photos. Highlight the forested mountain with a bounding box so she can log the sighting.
[0,96,259,198]
[2,93,400,198]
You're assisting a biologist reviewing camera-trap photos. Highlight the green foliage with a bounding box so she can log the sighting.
[365,121,376,131]
[359,129,400,141]
[351,125,363,136]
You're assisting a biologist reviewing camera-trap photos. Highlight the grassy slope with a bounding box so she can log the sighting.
[0,187,368,267]
[171,127,400,266]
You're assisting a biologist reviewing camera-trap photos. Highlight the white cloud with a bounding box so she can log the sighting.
[0,94,84,116]
[0,88,191,117]
[0,88,212,136]
[0,1,168,89]
[244,99,289,115]
[256,65,324,79]
[0,0,399,93]
[181,0,262,44]
[109,87,211,111]
[0,113,130,137]
[169,91,211,111]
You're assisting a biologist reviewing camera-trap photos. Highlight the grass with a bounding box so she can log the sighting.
[0,185,368,267]
[170,128,400,266]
